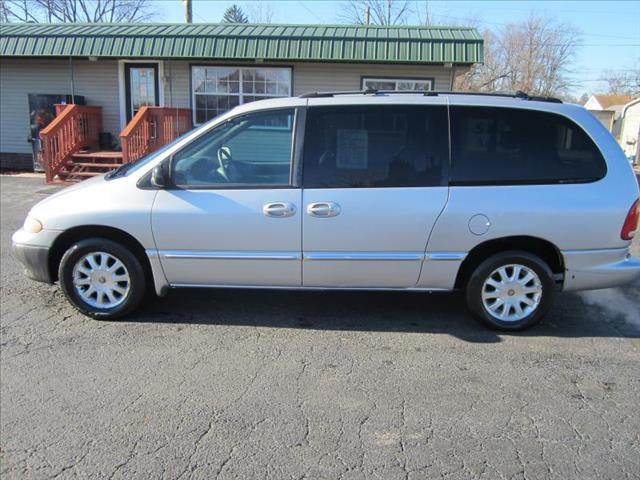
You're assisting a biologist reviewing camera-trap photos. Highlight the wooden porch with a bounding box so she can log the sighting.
[40,104,192,184]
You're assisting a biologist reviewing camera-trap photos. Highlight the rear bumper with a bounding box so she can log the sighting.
[12,242,52,284]
[562,248,640,291]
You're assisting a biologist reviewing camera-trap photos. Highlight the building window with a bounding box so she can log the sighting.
[362,77,433,92]
[192,66,292,124]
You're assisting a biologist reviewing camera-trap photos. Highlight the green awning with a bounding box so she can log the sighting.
[0,23,483,64]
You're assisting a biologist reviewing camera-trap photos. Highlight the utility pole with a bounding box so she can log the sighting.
[183,0,192,23]
[364,6,370,25]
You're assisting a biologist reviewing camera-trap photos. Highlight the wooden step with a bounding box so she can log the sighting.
[58,171,103,178]
[72,151,123,160]
[65,161,122,168]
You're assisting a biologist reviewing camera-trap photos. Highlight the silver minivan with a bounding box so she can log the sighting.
[12,91,640,330]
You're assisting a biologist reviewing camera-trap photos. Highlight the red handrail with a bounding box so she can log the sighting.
[120,107,192,164]
[40,105,102,183]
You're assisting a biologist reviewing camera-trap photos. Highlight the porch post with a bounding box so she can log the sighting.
[68,56,75,104]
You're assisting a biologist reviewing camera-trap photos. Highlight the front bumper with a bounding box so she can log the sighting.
[562,248,640,291]
[12,242,52,284]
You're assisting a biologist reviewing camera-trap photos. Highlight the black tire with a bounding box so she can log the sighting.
[58,238,146,319]
[465,250,555,331]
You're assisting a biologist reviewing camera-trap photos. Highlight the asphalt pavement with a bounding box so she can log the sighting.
[1,175,639,479]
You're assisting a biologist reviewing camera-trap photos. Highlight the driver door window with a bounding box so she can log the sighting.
[171,108,295,187]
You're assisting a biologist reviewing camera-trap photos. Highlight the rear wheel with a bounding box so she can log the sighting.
[465,251,554,330]
[59,238,146,319]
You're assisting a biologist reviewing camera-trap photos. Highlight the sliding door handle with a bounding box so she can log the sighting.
[307,202,341,217]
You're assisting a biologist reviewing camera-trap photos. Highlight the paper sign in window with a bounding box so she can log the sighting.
[466,118,492,153]
[336,129,368,169]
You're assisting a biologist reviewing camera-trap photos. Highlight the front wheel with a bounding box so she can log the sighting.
[465,251,555,331]
[59,238,146,319]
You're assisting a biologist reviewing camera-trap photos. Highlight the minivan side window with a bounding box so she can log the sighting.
[171,108,295,187]
[450,107,607,185]
[302,105,448,188]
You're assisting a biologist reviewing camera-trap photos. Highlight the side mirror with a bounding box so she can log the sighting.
[151,165,166,188]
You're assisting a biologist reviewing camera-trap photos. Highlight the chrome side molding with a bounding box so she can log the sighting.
[161,251,302,260]
[425,252,467,261]
[303,252,424,261]
[158,250,467,262]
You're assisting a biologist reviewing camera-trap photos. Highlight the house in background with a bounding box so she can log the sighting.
[0,23,483,181]
[620,98,640,165]
[584,94,636,139]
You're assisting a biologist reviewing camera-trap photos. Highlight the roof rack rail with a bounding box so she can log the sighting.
[299,89,378,98]
[299,89,563,103]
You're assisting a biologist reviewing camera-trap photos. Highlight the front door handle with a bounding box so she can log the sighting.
[263,202,296,218]
[307,202,341,218]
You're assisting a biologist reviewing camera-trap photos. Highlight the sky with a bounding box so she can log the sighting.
[150,0,640,96]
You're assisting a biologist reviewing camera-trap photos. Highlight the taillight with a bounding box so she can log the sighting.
[621,198,640,240]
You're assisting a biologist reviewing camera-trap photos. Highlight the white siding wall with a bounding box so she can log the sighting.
[163,60,191,110]
[621,103,640,158]
[160,60,456,123]
[0,58,120,155]
[584,96,603,111]
[292,62,454,94]
[1,58,459,155]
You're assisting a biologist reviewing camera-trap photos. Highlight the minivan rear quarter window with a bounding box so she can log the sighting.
[450,106,607,185]
[303,105,448,188]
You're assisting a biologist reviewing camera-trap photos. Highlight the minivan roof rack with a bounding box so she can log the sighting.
[299,89,563,103]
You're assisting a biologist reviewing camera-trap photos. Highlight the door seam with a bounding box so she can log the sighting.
[149,189,170,284]
[416,96,452,286]
[300,188,305,286]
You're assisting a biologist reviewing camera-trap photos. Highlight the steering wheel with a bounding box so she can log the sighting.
[176,156,224,185]
[217,146,233,181]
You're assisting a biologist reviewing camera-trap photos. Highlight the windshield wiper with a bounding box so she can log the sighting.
[105,163,131,180]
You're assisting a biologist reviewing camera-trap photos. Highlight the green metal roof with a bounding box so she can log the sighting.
[0,23,483,64]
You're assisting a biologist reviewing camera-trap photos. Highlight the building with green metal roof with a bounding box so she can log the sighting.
[0,22,483,170]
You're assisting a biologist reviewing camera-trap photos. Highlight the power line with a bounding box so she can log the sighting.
[574,33,640,40]
[194,12,209,22]
[427,13,640,41]
[296,0,323,22]
[571,42,640,46]
[581,67,639,72]
[441,4,640,20]
[189,2,211,23]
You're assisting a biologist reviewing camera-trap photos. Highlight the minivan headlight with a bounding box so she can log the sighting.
[23,217,43,234]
